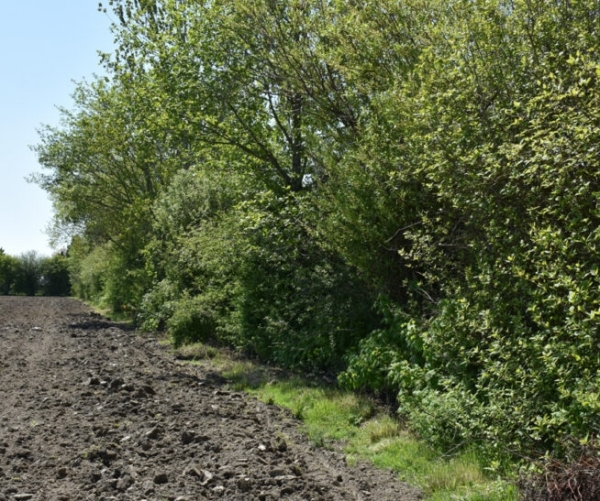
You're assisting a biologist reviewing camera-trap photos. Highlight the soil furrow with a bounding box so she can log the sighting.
[0,297,422,501]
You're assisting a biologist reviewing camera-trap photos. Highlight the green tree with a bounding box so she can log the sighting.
[0,249,18,295]
[12,251,44,296]
[32,70,180,310]
[39,253,71,296]
[104,0,365,193]
[33,78,169,244]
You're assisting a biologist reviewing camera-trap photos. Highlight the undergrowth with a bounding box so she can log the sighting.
[519,439,600,501]
[83,300,135,325]
[177,342,518,501]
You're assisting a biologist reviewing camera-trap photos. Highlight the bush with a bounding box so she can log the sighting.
[341,3,600,462]
[139,168,379,371]
[339,299,424,397]
[67,236,148,314]
[167,295,217,348]
[67,237,108,302]
[137,279,178,332]
[235,190,380,371]
[138,166,245,344]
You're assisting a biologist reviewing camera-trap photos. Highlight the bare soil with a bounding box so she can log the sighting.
[0,297,422,501]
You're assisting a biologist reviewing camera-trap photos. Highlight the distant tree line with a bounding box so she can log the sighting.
[0,249,70,296]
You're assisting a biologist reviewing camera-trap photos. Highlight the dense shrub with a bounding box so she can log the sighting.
[336,1,600,460]
[138,166,245,341]
[67,239,110,304]
[137,279,178,332]
[167,295,218,348]
[235,191,380,370]
[138,168,379,370]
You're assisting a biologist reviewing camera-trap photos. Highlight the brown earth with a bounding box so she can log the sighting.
[0,296,422,501]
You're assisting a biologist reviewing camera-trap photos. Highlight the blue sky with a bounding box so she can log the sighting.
[0,1,115,256]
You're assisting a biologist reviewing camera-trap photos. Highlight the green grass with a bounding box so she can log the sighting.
[213,358,519,501]
[173,342,220,361]
[81,299,135,325]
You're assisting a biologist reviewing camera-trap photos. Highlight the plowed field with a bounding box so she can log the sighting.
[0,296,421,501]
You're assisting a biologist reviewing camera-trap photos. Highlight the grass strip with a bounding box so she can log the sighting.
[176,343,519,501]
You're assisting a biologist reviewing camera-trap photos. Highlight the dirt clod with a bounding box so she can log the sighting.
[0,297,422,501]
